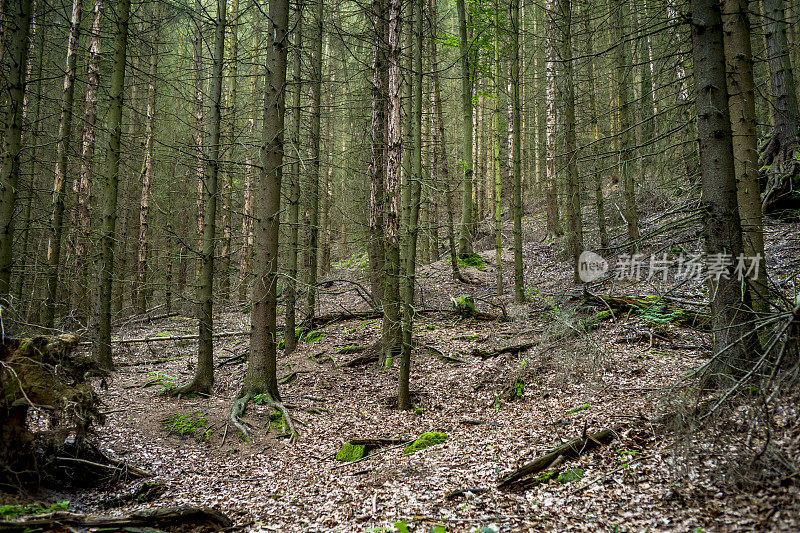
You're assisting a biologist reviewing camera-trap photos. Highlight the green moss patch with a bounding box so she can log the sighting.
[403,432,448,454]
[0,501,69,518]
[457,253,485,270]
[336,442,366,462]
[304,330,326,343]
[161,412,210,441]
[451,295,476,318]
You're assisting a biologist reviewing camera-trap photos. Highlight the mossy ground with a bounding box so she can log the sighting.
[403,432,448,454]
[161,413,210,441]
[457,253,485,270]
[0,501,69,518]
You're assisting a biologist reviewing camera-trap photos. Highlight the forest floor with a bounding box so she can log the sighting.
[4,205,800,532]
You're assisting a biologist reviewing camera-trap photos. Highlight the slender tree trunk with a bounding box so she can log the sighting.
[303,0,323,322]
[691,0,757,387]
[399,0,424,411]
[135,9,159,315]
[219,0,239,299]
[585,3,609,250]
[510,0,524,300]
[71,0,103,314]
[382,0,403,366]
[560,0,582,283]
[193,0,205,287]
[240,0,288,401]
[493,0,503,296]
[760,0,800,210]
[456,0,474,257]
[722,0,768,311]
[544,0,561,238]
[284,5,301,355]
[239,4,260,303]
[92,0,130,369]
[179,0,226,396]
[41,0,82,327]
[611,0,640,243]
[0,0,33,307]
[368,0,387,303]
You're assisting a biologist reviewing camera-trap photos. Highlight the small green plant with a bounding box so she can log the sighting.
[0,501,69,518]
[557,468,584,483]
[513,378,524,398]
[253,393,270,405]
[403,432,448,454]
[565,403,590,416]
[413,403,423,415]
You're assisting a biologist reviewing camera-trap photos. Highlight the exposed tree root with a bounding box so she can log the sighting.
[230,392,298,442]
[472,342,535,360]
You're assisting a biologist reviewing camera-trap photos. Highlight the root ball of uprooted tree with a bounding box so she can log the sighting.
[0,334,145,490]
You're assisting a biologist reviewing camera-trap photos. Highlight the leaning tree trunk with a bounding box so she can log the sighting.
[41,0,82,328]
[0,0,33,306]
[455,0,474,257]
[691,0,758,388]
[92,0,130,370]
[176,0,226,396]
[759,0,800,211]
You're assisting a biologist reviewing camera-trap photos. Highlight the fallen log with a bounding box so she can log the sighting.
[0,505,233,532]
[580,294,710,330]
[472,342,535,360]
[497,426,621,489]
[78,330,250,346]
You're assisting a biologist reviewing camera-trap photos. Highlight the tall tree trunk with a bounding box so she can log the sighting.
[0,0,33,307]
[178,0,226,396]
[544,0,561,238]
[493,0,503,296]
[611,0,640,243]
[691,0,757,387]
[240,0,288,401]
[368,0,387,303]
[193,0,205,288]
[135,9,160,315]
[303,0,323,322]
[722,0,768,311]
[510,0,524,301]
[760,0,800,210]
[431,0,463,283]
[92,0,130,369]
[284,5,301,355]
[399,0,424,411]
[220,0,239,299]
[41,0,82,327]
[585,2,609,249]
[239,3,260,303]
[71,0,103,314]
[456,0,474,257]
[382,0,403,366]
[560,0,582,283]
